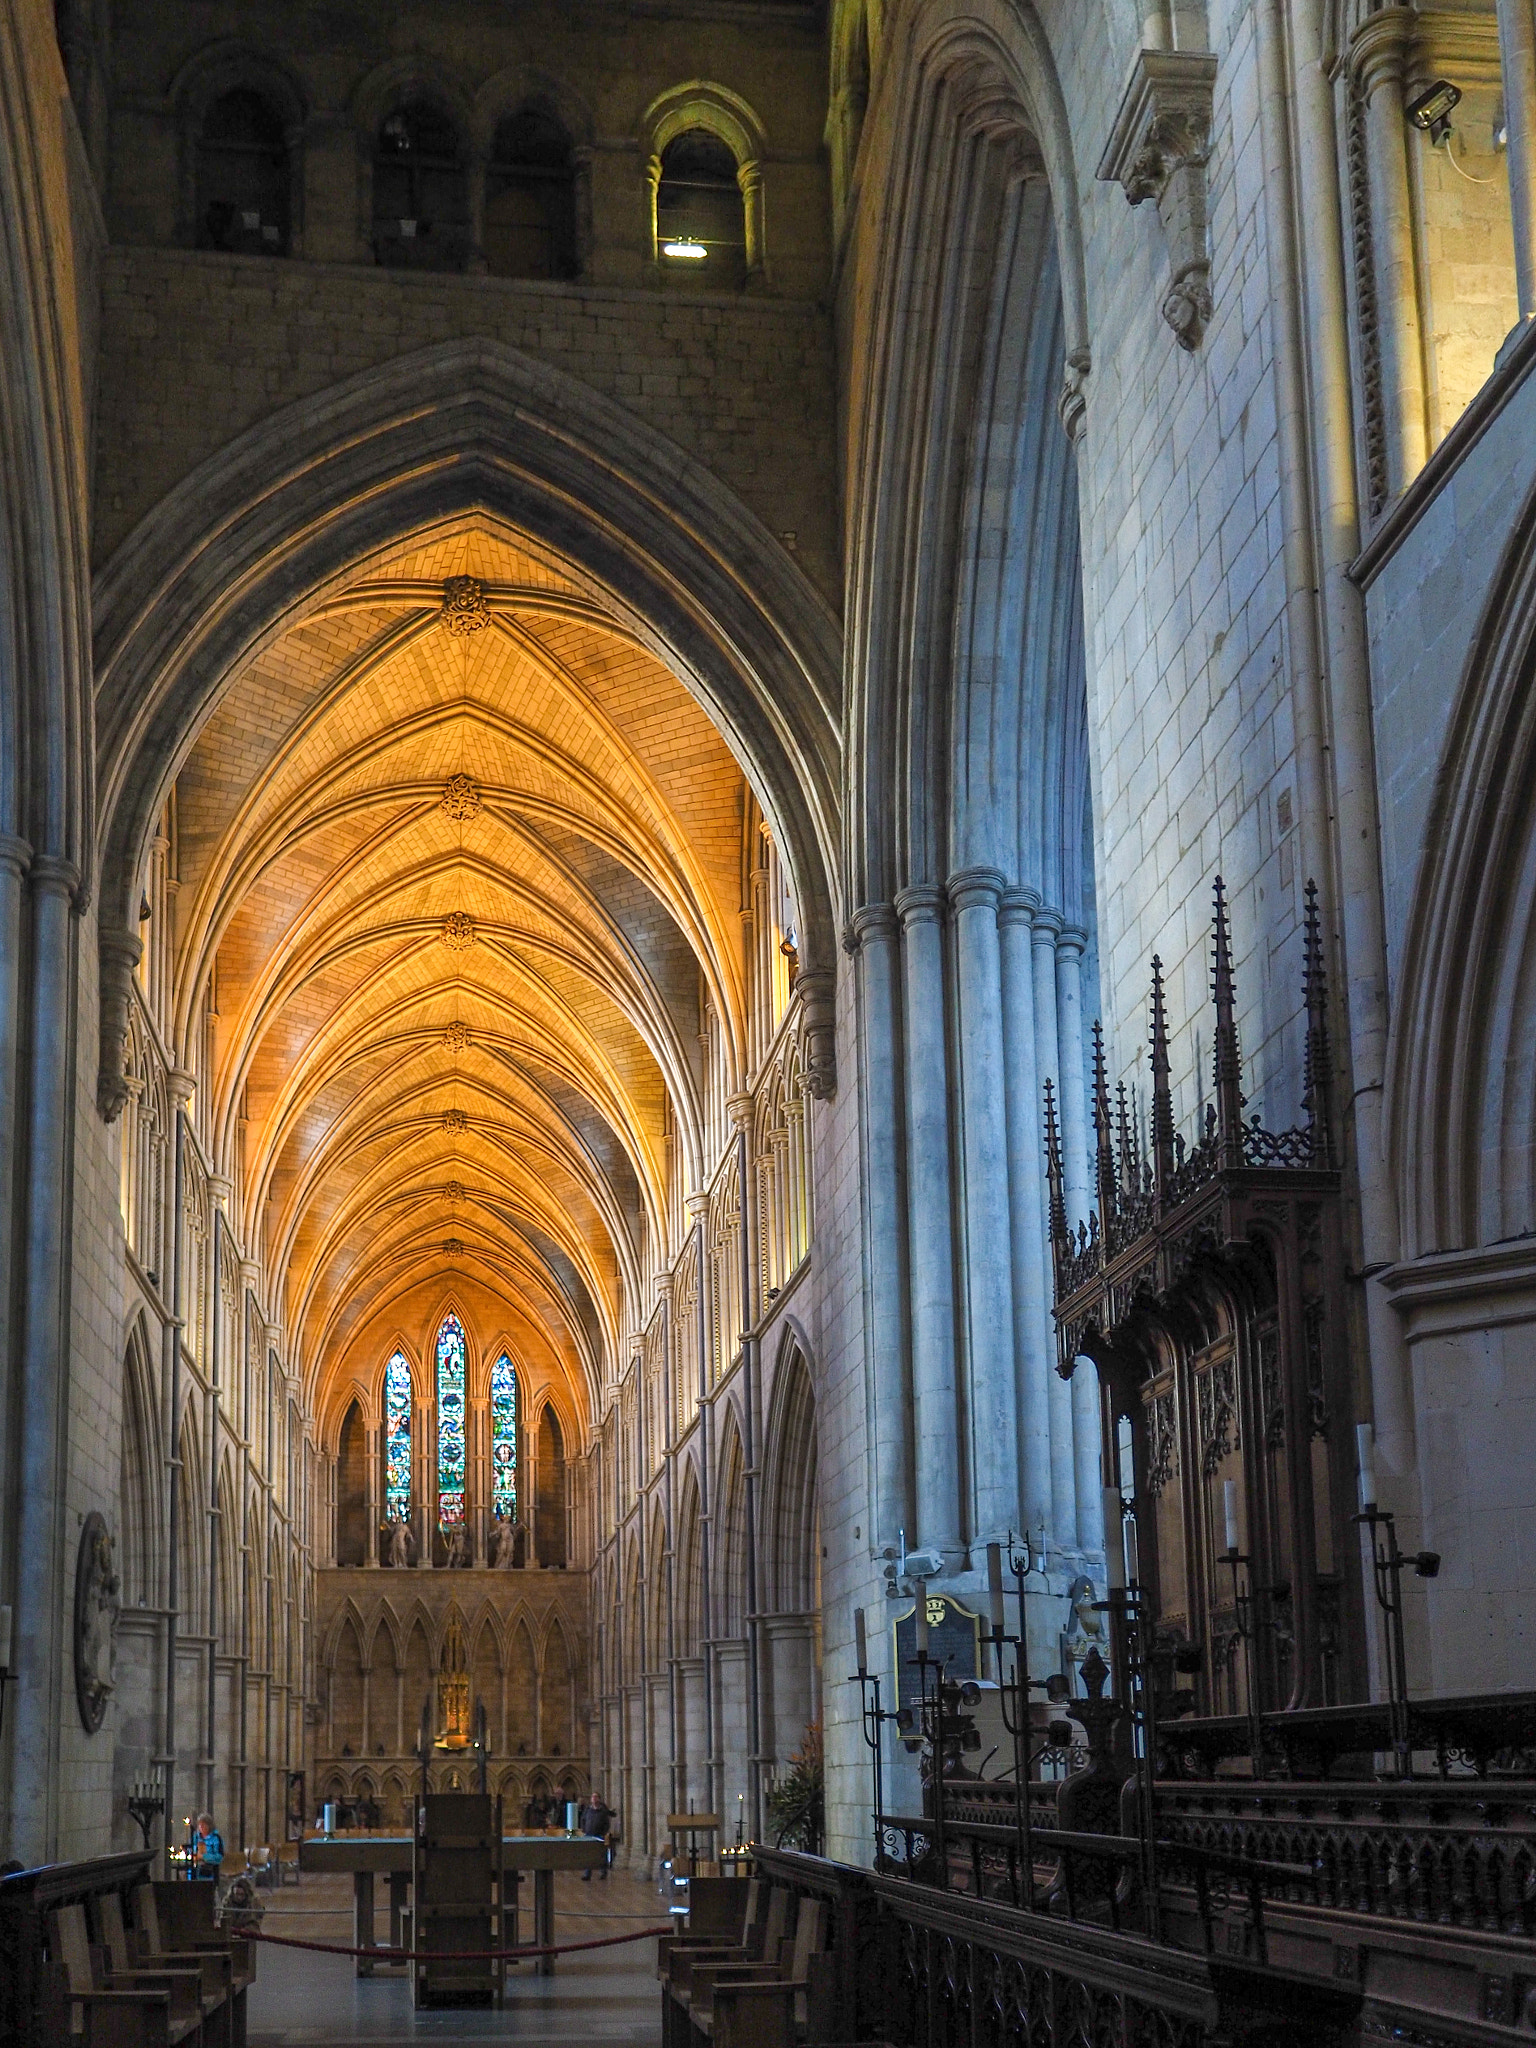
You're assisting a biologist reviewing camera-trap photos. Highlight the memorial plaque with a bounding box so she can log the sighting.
[891,1594,981,1716]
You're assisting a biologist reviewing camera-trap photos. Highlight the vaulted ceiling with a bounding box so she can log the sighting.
[168,521,751,1432]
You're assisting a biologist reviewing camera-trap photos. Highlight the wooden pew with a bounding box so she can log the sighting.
[687,1898,829,2048]
[51,1900,201,2048]
[656,1876,758,1977]
[0,1850,159,2048]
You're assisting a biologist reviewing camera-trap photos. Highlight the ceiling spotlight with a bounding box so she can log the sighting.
[1407,79,1461,145]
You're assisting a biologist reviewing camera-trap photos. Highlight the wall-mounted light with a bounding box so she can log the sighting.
[1407,78,1462,146]
[662,238,707,261]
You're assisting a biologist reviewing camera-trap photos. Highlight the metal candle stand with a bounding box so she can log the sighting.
[849,1663,899,1868]
[127,1780,166,1853]
[1219,1545,1266,1777]
[987,1528,1054,1912]
[1353,1501,1440,1778]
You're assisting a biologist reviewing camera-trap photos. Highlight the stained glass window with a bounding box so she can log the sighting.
[384,1351,412,1522]
[436,1314,467,1526]
[491,1355,518,1525]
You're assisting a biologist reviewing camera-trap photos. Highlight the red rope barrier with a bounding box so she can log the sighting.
[241,1922,670,1964]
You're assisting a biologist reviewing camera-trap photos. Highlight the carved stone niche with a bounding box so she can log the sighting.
[1098,50,1219,351]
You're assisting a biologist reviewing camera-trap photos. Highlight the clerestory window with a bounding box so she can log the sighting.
[383,1350,412,1521]
[435,1313,467,1529]
[485,103,577,280]
[372,98,470,271]
[196,87,291,255]
[655,128,746,286]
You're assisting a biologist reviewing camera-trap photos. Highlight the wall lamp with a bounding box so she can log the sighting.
[1407,79,1462,146]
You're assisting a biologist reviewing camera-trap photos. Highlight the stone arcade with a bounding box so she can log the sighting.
[3,0,1536,2041]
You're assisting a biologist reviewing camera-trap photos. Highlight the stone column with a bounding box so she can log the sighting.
[1055,926,1092,1224]
[10,854,79,1860]
[999,891,1054,1542]
[1351,9,1428,495]
[365,1422,380,1567]
[1497,0,1536,331]
[951,868,1020,1547]
[1030,909,1079,1556]
[848,905,915,1554]
[896,885,961,1561]
[470,1398,489,1564]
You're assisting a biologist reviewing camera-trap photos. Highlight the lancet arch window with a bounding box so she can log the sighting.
[383,1350,412,1522]
[491,1354,518,1525]
[436,1314,468,1528]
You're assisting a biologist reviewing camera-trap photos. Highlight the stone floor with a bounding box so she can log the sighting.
[247,1868,665,2044]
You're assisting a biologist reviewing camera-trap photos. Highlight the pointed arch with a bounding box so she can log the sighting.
[119,1315,162,1608]
[715,1415,749,1639]
[764,1336,820,1615]
[93,338,842,1123]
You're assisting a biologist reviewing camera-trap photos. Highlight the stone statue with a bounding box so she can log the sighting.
[491,1518,517,1569]
[74,1514,121,1733]
[444,1525,469,1569]
[386,1519,414,1569]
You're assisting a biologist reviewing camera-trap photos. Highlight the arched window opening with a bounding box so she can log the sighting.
[195,88,290,255]
[383,1350,411,1526]
[535,1405,567,1568]
[485,103,577,280]
[491,1354,518,1526]
[656,128,746,285]
[336,1399,368,1566]
[436,1313,468,1530]
[372,98,469,270]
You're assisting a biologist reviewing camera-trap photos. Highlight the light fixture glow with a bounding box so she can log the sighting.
[662,238,708,260]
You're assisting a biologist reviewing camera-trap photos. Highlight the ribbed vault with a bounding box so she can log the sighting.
[165,518,757,1430]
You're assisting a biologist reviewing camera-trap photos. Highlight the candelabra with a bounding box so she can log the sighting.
[984,1527,1053,1911]
[847,1617,900,1868]
[127,1779,166,1853]
[1354,1424,1440,1779]
[1099,1490,1163,1939]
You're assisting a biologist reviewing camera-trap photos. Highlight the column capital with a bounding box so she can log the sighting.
[842,901,898,952]
[1349,6,1416,96]
[726,1091,753,1132]
[684,1191,710,1221]
[168,1066,197,1107]
[947,865,1008,913]
[1056,923,1089,959]
[893,882,945,926]
[0,832,32,880]
[999,885,1042,927]
[1031,904,1065,944]
[30,852,81,899]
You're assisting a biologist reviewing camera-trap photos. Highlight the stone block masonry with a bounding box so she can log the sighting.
[93,249,841,606]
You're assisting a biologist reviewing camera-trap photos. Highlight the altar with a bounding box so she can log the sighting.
[298,1830,606,1978]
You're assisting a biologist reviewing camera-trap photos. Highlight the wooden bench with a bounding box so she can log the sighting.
[686,1898,830,2048]
[0,1851,158,2048]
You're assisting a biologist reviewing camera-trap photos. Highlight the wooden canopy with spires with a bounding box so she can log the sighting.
[1046,880,1363,1720]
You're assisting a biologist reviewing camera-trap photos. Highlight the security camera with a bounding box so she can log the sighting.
[1413,1550,1441,1579]
[902,1547,945,1580]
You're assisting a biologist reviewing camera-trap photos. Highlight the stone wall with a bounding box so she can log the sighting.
[93,249,841,602]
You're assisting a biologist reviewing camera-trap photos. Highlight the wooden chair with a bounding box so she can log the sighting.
[130,1887,236,2005]
[664,1891,802,2048]
[694,1902,831,2048]
[657,1877,759,1977]
[149,1882,255,1991]
[50,1902,198,2048]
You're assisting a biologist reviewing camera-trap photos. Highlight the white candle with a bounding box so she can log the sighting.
[1223,1478,1240,1555]
[1356,1422,1377,1510]
[1103,1490,1126,1591]
[854,1605,868,1675]
[0,1603,11,1671]
[986,1543,1005,1633]
[1125,1513,1140,1587]
[914,1581,929,1653]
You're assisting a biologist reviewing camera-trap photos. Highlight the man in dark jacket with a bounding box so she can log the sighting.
[579,1791,613,1879]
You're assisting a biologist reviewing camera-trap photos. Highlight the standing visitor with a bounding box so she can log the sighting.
[193,1813,224,1881]
[580,1790,612,1880]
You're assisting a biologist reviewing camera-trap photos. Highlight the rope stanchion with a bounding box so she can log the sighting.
[241,1922,670,1964]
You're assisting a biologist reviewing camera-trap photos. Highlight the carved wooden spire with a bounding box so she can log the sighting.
[1211,875,1245,1171]
[1043,1076,1070,1270]
[1149,953,1176,1198]
[1302,878,1335,1169]
[1092,1019,1118,1235]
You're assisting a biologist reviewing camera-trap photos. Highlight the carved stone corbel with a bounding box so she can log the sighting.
[1098,50,1219,351]
[96,925,143,1123]
[794,965,837,1099]
[1058,347,1092,441]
